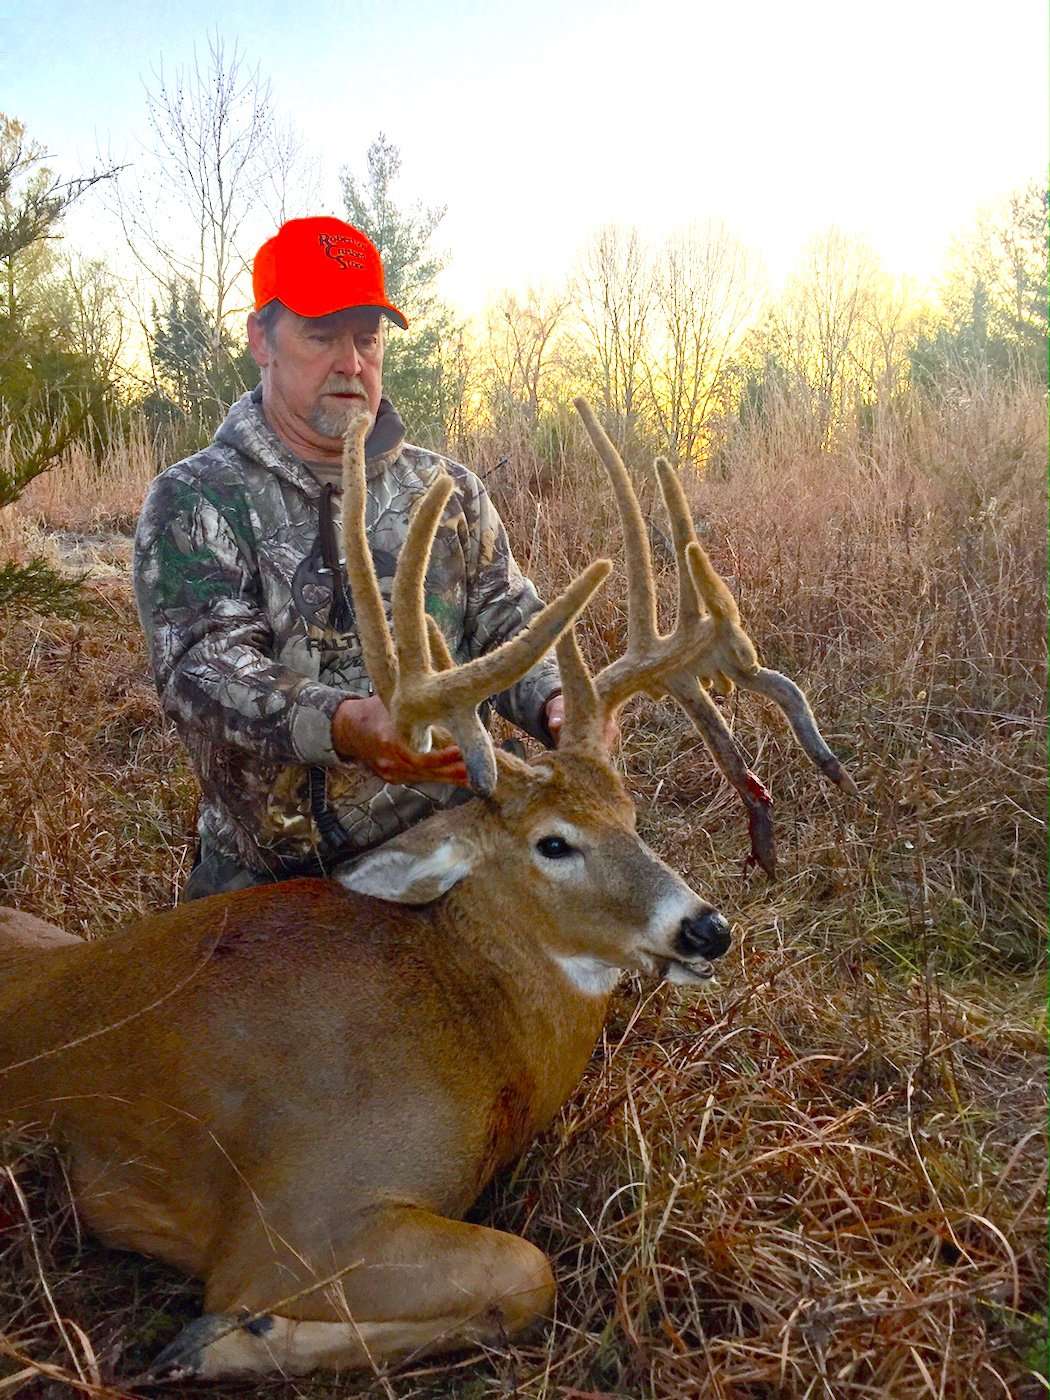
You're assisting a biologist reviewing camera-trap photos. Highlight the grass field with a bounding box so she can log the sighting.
[0,380,1046,1397]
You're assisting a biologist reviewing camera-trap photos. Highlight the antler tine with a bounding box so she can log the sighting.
[425,615,455,672]
[679,546,858,794]
[573,399,691,719]
[410,560,612,796]
[685,539,742,628]
[573,398,658,647]
[737,668,861,796]
[679,543,859,811]
[654,457,710,631]
[555,624,604,751]
[390,471,456,748]
[406,560,613,722]
[342,412,397,708]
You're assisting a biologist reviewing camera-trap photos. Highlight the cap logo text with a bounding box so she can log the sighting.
[318,233,368,272]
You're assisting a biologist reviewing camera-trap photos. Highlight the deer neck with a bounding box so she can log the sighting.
[435,875,614,1119]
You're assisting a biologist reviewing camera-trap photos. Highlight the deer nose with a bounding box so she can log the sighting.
[676,910,732,960]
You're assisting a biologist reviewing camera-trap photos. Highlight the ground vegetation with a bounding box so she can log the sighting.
[0,91,1045,1399]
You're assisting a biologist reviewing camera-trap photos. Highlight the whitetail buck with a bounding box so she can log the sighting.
[0,402,854,1381]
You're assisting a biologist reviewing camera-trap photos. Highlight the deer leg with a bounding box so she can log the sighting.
[0,906,82,954]
[148,1206,554,1381]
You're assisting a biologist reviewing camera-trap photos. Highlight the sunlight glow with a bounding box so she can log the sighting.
[2,0,1046,318]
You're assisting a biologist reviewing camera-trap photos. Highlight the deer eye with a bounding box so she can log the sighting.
[536,835,575,859]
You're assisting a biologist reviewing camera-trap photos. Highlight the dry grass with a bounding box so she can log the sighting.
[13,419,160,537]
[0,379,1046,1397]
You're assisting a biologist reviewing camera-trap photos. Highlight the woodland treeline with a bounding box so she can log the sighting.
[2,39,1047,491]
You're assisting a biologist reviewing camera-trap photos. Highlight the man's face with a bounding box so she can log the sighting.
[249,305,385,449]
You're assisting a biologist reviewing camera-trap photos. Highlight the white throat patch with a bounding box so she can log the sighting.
[552,954,623,997]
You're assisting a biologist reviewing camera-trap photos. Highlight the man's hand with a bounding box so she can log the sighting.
[545,695,565,743]
[332,696,470,787]
[544,695,620,750]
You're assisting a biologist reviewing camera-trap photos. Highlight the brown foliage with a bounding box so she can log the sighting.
[0,378,1045,1396]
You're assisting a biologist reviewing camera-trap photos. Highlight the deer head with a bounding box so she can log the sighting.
[334,410,734,987]
[334,401,854,986]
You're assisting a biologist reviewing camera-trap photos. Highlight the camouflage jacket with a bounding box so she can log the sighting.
[133,387,561,873]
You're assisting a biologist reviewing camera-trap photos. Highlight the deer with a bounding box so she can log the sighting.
[0,400,855,1382]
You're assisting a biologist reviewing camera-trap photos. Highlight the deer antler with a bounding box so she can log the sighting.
[566,398,857,876]
[341,412,612,796]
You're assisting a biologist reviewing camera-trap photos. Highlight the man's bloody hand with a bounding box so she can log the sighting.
[332,696,470,787]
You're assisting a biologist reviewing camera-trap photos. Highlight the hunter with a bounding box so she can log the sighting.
[133,216,566,901]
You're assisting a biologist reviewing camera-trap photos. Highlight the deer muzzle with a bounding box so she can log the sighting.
[675,910,732,962]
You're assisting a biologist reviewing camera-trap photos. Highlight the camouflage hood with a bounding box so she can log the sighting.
[214,385,408,488]
[134,388,561,874]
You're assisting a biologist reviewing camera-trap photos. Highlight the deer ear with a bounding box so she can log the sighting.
[335,827,476,905]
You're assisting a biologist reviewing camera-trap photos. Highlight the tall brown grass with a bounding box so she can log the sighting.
[6,415,160,539]
[0,377,1045,1396]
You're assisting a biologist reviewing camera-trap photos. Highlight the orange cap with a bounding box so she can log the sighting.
[252,216,408,328]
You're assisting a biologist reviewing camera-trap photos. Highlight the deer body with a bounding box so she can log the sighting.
[1,751,717,1376]
[0,404,852,1380]
[1,870,600,1289]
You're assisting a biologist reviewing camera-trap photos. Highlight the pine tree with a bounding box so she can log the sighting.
[141,278,258,448]
[0,115,116,618]
[340,134,458,447]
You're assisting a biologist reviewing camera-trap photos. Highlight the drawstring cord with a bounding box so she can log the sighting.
[309,482,357,860]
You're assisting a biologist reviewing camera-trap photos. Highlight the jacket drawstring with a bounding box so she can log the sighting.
[310,482,357,861]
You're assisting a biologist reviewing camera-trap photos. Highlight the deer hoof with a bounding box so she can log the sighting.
[148,1311,273,1381]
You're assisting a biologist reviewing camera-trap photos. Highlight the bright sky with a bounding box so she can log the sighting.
[2,0,1046,317]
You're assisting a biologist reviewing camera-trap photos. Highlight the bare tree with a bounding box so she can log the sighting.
[484,289,569,428]
[1,114,118,341]
[575,227,652,449]
[646,223,755,466]
[767,230,879,444]
[851,271,923,405]
[0,115,116,272]
[257,117,321,229]
[48,253,128,386]
[434,323,480,455]
[114,36,314,417]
